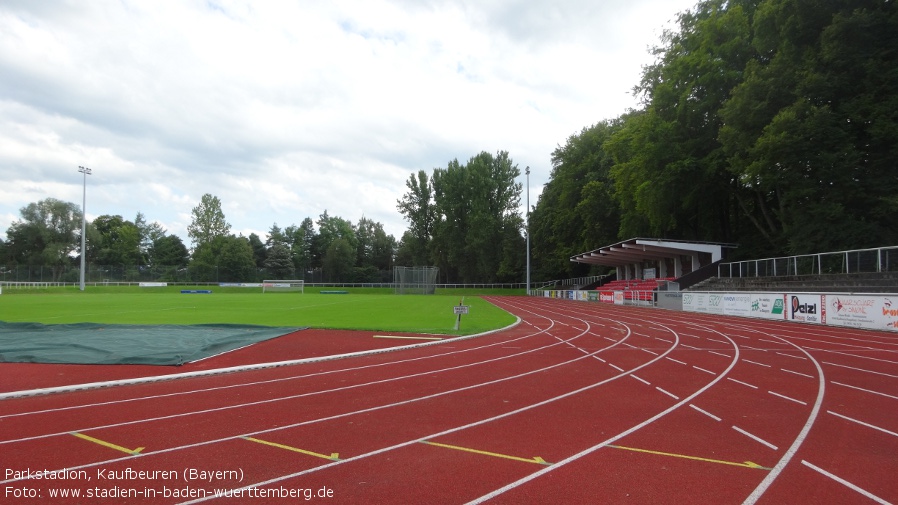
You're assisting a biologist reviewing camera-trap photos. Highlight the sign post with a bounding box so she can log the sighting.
[453,297,469,331]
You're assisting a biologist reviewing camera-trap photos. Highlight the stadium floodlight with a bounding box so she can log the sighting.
[526,166,530,296]
[78,166,91,291]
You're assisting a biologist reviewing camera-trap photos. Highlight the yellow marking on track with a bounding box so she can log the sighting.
[607,445,771,470]
[373,335,443,341]
[420,440,551,466]
[243,436,339,461]
[71,432,144,455]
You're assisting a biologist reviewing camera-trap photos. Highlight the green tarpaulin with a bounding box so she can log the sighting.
[0,322,304,366]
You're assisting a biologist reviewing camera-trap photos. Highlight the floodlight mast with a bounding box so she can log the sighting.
[525,166,530,296]
[78,166,91,291]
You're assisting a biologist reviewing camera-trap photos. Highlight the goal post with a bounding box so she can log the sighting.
[262,280,304,293]
[393,266,438,295]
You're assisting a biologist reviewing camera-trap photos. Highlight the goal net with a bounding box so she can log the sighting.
[262,280,304,293]
[393,266,438,295]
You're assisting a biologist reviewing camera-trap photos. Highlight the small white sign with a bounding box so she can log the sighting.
[453,305,470,315]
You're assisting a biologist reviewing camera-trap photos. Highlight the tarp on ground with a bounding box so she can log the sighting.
[0,322,305,366]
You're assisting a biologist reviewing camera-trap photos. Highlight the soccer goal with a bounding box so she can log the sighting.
[262,280,304,293]
[393,266,438,295]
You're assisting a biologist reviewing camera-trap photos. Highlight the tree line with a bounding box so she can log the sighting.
[531,0,898,280]
[0,193,399,283]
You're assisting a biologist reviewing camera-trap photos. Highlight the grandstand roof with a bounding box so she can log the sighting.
[570,238,737,267]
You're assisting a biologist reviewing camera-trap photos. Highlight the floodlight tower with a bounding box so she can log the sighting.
[78,166,91,291]
[525,166,531,296]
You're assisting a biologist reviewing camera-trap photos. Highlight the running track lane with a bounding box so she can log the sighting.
[0,296,895,504]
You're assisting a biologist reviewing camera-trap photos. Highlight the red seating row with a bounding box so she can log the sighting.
[599,277,676,301]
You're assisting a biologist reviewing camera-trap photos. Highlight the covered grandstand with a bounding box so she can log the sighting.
[569,238,737,300]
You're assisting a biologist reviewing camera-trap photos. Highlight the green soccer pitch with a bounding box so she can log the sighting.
[0,286,518,336]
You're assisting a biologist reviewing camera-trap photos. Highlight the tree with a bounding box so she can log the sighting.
[248,233,267,267]
[263,243,295,278]
[187,194,230,249]
[719,0,898,254]
[189,235,255,282]
[396,170,434,266]
[410,150,523,283]
[149,234,189,267]
[323,238,355,282]
[5,198,82,278]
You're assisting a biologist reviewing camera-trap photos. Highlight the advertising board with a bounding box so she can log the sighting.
[825,294,898,331]
[788,294,823,324]
[750,293,786,320]
[600,291,614,304]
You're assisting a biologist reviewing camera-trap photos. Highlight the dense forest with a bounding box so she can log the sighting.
[531,0,898,280]
[1,0,896,284]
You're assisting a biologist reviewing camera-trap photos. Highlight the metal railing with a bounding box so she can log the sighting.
[718,246,898,278]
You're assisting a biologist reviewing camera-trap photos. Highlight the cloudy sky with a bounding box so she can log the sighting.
[0,0,696,246]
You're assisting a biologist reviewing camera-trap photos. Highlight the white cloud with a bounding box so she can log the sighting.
[0,0,695,245]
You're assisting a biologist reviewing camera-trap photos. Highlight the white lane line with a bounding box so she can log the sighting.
[690,404,721,422]
[759,339,781,344]
[727,377,758,389]
[465,327,740,505]
[823,361,898,378]
[709,351,732,358]
[655,337,673,343]
[781,368,815,378]
[609,363,625,372]
[743,333,826,505]
[743,359,771,368]
[775,352,806,360]
[641,348,659,356]
[828,411,898,438]
[768,391,807,406]
[732,426,778,451]
[656,387,679,400]
[707,338,729,344]
[801,461,892,505]
[681,343,702,350]
[681,333,702,339]
[831,381,898,400]
[666,357,687,365]
[630,374,651,385]
[692,366,716,375]
[742,345,768,352]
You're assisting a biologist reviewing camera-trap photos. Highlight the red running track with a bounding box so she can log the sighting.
[0,296,896,504]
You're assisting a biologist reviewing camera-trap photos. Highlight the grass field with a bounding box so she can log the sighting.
[0,286,518,336]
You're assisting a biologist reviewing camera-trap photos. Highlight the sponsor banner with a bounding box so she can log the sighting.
[788,294,822,324]
[750,293,786,320]
[826,294,898,331]
[139,282,167,287]
[706,294,724,314]
[722,293,752,317]
[613,291,624,305]
[587,291,599,302]
[600,291,615,304]
[683,292,708,312]
[219,283,263,288]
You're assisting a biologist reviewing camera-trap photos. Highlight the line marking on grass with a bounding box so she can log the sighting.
[607,445,771,470]
[419,440,551,466]
[373,335,444,341]
[243,436,339,460]
[71,432,144,455]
